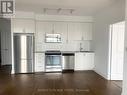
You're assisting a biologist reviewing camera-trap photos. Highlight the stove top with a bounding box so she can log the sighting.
[45,50,61,55]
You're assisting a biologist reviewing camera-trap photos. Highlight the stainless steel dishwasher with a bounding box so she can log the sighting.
[62,53,75,72]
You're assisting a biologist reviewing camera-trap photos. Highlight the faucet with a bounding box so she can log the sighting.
[80,43,83,52]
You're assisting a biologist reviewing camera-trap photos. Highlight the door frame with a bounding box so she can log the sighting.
[108,21,125,80]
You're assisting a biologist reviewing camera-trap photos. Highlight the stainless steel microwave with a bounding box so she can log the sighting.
[45,34,62,43]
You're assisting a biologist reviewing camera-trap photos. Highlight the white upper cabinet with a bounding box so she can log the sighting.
[68,23,82,41]
[35,21,52,43]
[36,21,68,43]
[82,23,93,40]
[40,22,53,34]
[68,22,93,41]
[12,19,35,33]
[54,22,68,43]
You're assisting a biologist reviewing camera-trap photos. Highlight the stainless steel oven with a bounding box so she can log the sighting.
[45,51,62,72]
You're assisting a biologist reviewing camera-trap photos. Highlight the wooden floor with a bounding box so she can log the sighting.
[113,81,123,88]
[0,66,122,95]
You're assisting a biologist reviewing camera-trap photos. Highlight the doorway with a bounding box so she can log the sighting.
[109,21,125,88]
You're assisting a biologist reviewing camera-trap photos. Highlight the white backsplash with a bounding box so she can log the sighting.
[35,40,91,52]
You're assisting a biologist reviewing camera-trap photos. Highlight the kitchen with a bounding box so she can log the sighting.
[0,0,126,95]
[11,14,94,73]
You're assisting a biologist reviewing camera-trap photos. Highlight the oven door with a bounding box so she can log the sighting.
[45,55,62,72]
[45,55,61,66]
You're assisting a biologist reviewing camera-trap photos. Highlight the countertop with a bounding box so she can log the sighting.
[35,51,94,53]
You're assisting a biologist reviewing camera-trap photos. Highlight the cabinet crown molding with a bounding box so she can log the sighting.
[12,11,93,22]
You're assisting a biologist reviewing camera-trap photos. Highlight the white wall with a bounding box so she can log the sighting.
[92,0,125,79]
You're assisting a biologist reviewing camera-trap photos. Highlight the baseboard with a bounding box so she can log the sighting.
[94,69,109,80]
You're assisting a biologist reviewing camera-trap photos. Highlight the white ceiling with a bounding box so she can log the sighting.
[15,0,119,16]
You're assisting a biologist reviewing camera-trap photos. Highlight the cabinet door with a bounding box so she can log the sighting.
[68,23,82,41]
[75,53,94,70]
[12,19,23,33]
[84,53,94,70]
[42,22,53,34]
[12,19,35,33]
[35,21,53,43]
[82,23,92,40]
[36,21,46,43]
[54,22,68,43]
[35,53,45,72]
[75,53,85,70]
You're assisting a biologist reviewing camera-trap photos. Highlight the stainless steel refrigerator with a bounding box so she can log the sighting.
[13,33,34,73]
